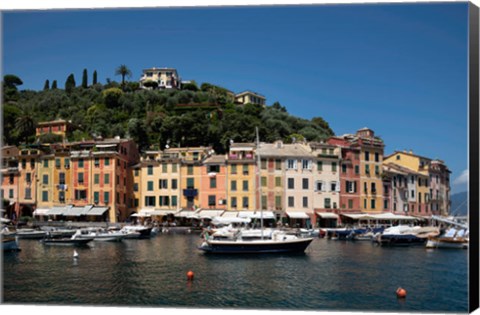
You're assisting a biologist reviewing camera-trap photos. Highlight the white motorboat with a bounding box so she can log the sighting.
[15,228,47,239]
[426,227,468,249]
[75,228,125,242]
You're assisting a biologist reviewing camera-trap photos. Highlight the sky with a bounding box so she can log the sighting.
[1,1,471,194]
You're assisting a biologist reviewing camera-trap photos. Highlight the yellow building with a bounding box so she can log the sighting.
[384,150,451,216]
[234,91,266,106]
[349,128,385,213]
[138,150,182,214]
[226,143,257,211]
[139,67,180,89]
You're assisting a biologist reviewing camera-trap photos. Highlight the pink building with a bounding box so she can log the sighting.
[199,155,227,210]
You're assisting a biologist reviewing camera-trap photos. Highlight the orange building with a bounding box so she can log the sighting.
[199,155,227,210]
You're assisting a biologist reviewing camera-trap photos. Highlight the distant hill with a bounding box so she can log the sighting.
[450,191,468,216]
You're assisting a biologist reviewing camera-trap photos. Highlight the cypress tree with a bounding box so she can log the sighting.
[43,79,50,91]
[82,68,88,88]
[52,80,58,89]
[93,70,98,85]
[65,74,76,93]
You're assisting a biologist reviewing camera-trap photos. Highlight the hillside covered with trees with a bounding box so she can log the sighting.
[2,67,334,153]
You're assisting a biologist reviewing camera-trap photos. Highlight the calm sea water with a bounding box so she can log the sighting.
[1,233,468,312]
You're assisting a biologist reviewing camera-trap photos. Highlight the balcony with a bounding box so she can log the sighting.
[183,189,198,197]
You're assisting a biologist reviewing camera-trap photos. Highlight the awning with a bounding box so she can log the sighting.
[131,209,153,217]
[286,211,311,219]
[150,209,177,216]
[174,210,197,218]
[96,144,117,148]
[88,207,109,216]
[341,213,375,220]
[64,205,93,216]
[316,212,339,219]
[238,211,256,218]
[47,206,67,216]
[238,211,275,219]
[221,211,239,218]
[197,210,225,219]
[211,216,251,225]
[33,208,50,216]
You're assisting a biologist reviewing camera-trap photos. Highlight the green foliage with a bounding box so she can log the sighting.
[142,80,159,89]
[43,80,50,91]
[38,133,63,144]
[102,88,124,108]
[2,73,335,152]
[14,105,36,144]
[82,69,88,88]
[3,74,23,89]
[3,74,23,102]
[65,73,76,93]
[93,70,98,85]
[51,80,58,89]
[115,64,132,88]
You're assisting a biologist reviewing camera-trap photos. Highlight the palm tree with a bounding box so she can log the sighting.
[15,105,36,144]
[115,65,132,88]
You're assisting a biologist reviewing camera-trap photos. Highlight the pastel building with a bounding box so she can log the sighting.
[309,142,342,226]
[384,151,451,217]
[234,91,266,106]
[226,143,256,211]
[139,67,180,90]
[255,141,286,214]
[36,119,76,141]
[283,143,316,225]
[199,155,227,210]
[177,147,213,210]
[17,148,41,217]
[139,150,182,215]
[1,146,20,220]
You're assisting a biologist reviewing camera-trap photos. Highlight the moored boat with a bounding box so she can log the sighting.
[41,237,94,246]
[75,228,125,242]
[426,227,468,249]
[119,225,153,239]
[16,228,47,239]
[199,228,314,254]
[375,225,440,246]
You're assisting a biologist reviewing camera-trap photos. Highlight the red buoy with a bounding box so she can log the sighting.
[187,270,194,280]
[396,287,407,298]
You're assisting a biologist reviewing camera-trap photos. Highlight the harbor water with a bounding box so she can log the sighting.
[1,233,468,312]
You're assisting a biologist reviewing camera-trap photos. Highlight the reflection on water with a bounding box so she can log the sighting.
[2,235,468,312]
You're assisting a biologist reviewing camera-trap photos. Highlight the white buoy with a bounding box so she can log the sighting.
[73,250,79,259]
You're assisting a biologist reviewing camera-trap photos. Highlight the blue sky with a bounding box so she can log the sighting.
[2,2,469,193]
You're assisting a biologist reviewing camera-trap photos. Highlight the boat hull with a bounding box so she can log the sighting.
[41,238,94,246]
[377,234,427,246]
[426,237,468,249]
[199,237,314,254]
